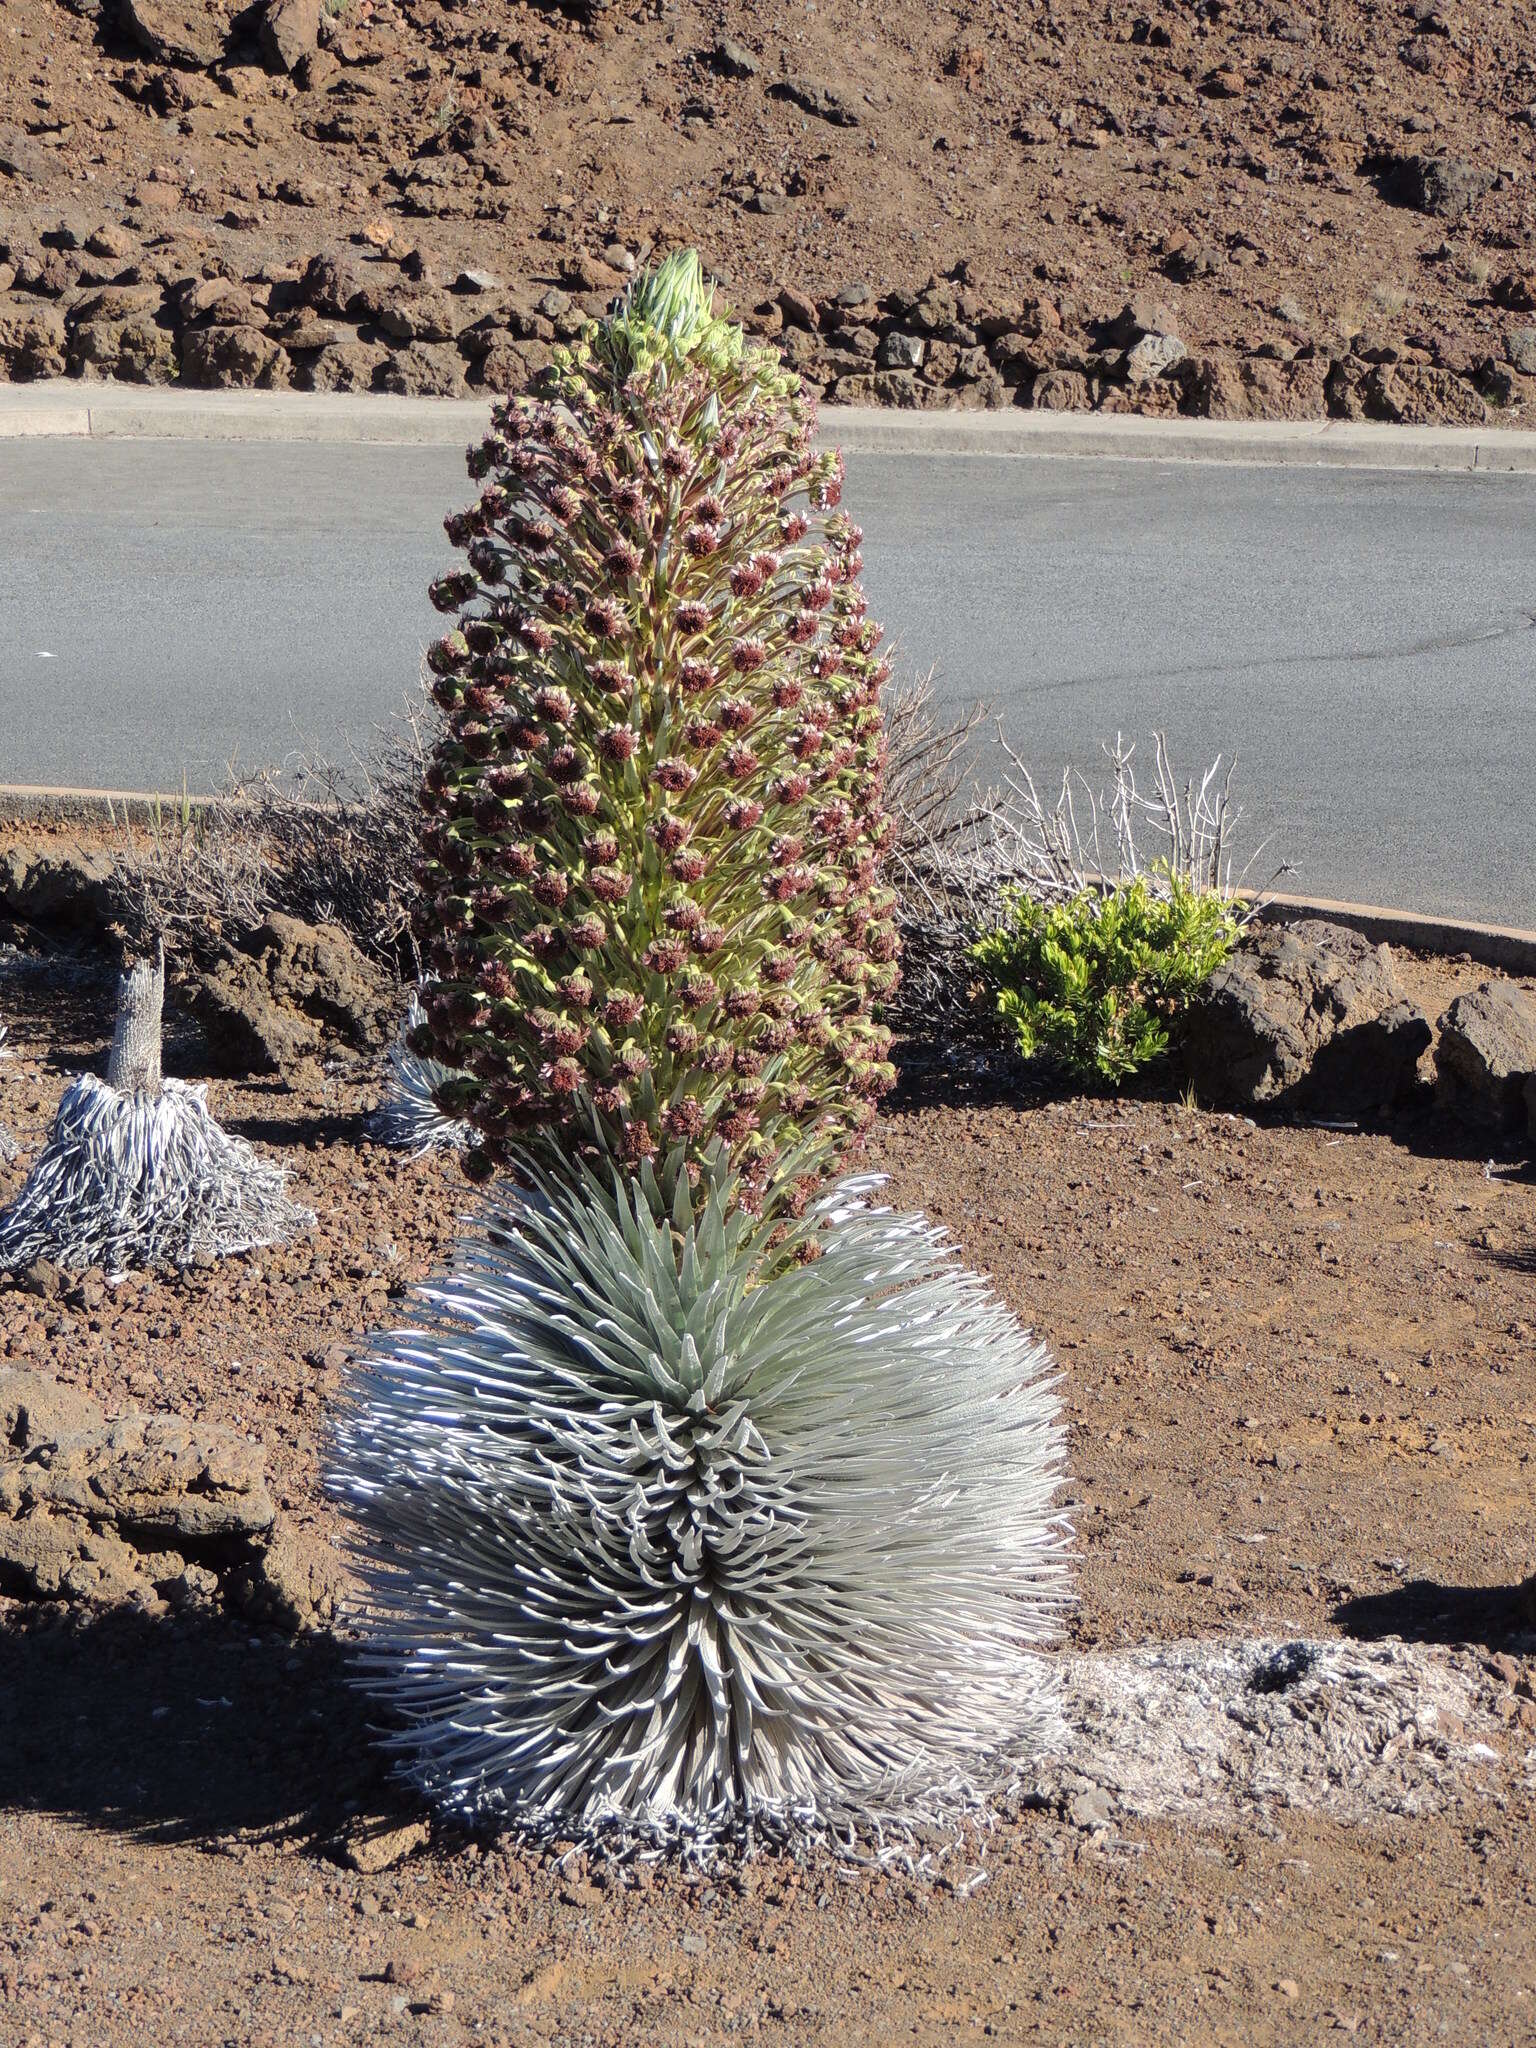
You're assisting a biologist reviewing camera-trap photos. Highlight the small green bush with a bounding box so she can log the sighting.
[970,871,1238,1085]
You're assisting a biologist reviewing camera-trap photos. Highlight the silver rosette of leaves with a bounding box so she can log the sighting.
[0,952,312,1278]
[367,993,472,1157]
[329,1167,1070,1859]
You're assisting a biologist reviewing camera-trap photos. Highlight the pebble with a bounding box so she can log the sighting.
[713,36,759,79]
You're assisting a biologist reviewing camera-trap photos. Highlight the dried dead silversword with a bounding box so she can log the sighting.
[0,950,313,1277]
[328,1168,1070,1859]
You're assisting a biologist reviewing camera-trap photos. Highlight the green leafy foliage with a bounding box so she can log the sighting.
[413,250,898,1216]
[970,871,1238,1085]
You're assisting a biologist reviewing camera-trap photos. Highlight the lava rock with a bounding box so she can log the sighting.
[373,339,468,397]
[1435,982,1536,1130]
[376,285,461,344]
[336,1817,431,1873]
[118,0,231,69]
[0,1369,344,1631]
[227,1521,343,1631]
[777,283,819,333]
[877,330,925,370]
[712,36,759,79]
[293,45,340,92]
[1180,918,1431,1112]
[179,324,289,388]
[300,251,387,324]
[1106,293,1182,347]
[0,297,68,379]
[768,76,860,126]
[1374,151,1493,219]
[1126,332,1186,382]
[0,1369,275,1609]
[182,913,393,1077]
[259,0,320,74]
[0,843,118,927]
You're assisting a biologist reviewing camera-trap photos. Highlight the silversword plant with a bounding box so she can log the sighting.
[368,992,473,1157]
[331,1167,1068,1858]
[332,252,1073,1861]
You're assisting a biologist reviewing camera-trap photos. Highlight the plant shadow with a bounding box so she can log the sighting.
[223,1109,370,1150]
[1333,1577,1536,1653]
[0,1605,405,1850]
[888,1038,1047,1114]
[1479,1234,1536,1276]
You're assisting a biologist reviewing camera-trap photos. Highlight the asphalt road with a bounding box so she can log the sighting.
[2,440,1532,926]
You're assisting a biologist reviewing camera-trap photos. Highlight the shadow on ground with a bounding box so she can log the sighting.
[1480,1233,1536,1276]
[0,1605,404,1849]
[223,1108,369,1150]
[1335,1577,1536,1652]
[887,1039,1045,1114]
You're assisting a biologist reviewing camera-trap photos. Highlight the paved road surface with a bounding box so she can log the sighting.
[2,440,1532,925]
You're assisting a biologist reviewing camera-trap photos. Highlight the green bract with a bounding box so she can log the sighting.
[971,870,1239,1086]
[413,251,898,1214]
[592,247,744,384]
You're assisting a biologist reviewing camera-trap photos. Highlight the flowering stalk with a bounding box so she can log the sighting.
[413,250,897,1215]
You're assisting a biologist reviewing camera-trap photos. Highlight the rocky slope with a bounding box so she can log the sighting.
[1,0,1534,421]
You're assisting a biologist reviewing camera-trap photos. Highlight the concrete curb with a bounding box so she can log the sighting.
[4,785,1532,972]
[4,380,1536,471]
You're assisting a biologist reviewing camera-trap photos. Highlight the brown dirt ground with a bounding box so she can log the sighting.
[1,941,1534,2046]
[3,0,1536,422]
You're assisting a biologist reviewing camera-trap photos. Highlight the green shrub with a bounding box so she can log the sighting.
[412,251,897,1216]
[970,870,1238,1085]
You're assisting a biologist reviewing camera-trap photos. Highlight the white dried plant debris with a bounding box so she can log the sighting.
[986,729,1284,911]
[1038,1636,1507,1830]
[0,1020,15,1167]
[0,953,312,1279]
[329,1169,1071,1861]
[368,995,472,1157]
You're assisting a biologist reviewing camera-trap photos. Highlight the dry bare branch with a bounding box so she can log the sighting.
[106,689,436,978]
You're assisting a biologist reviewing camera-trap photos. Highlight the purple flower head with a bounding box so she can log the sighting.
[535,685,575,724]
[589,864,631,903]
[647,812,690,854]
[654,757,698,794]
[663,896,705,934]
[643,934,689,975]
